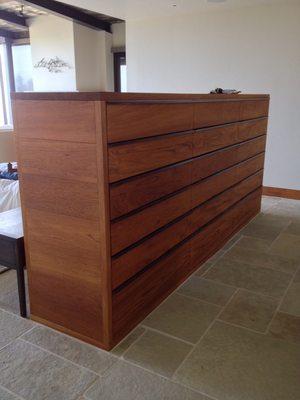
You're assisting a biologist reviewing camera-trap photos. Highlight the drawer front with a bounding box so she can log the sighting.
[107,103,194,143]
[109,131,193,183]
[111,171,263,288]
[192,135,266,182]
[194,101,241,129]
[112,189,261,344]
[191,154,264,208]
[112,216,189,289]
[111,189,191,255]
[240,100,269,120]
[191,188,261,266]
[193,119,266,157]
[190,172,263,233]
[111,154,264,254]
[110,136,266,219]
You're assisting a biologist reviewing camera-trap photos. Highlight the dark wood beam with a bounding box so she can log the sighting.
[0,28,28,39]
[5,38,15,92]
[0,10,27,27]
[24,0,112,32]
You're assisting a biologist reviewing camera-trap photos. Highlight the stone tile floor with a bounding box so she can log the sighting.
[0,196,299,399]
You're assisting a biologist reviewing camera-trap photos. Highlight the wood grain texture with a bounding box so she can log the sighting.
[263,186,300,200]
[14,100,96,143]
[193,100,241,128]
[17,138,97,183]
[111,155,264,254]
[108,131,193,182]
[110,136,266,219]
[111,171,263,289]
[107,103,194,142]
[112,189,261,344]
[240,100,269,120]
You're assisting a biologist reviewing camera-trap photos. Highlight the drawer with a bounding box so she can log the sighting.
[112,188,261,344]
[107,103,194,143]
[109,131,193,182]
[191,189,261,266]
[111,154,264,254]
[110,136,266,219]
[111,216,190,289]
[111,189,191,255]
[112,241,191,344]
[240,100,269,120]
[194,101,241,129]
[191,154,265,208]
[193,120,265,158]
[192,135,266,182]
[189,171,263,233]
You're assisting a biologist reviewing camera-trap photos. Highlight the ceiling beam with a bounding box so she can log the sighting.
[0,9,27,27]
[0,28,29,39]
[23,0,112,32]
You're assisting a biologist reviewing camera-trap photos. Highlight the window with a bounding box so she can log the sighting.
[114,52,127,92]
[0,43,12,128]
[0,40,33,129]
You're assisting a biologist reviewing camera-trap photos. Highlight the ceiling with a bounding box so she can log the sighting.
[0,0,123,39]
[60,0,299,20]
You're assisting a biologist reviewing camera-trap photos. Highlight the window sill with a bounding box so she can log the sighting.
[0,126,13,133]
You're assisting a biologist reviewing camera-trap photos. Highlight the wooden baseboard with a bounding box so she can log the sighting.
[263,186,300,200]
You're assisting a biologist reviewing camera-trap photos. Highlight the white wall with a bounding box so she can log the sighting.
[29,15,77,91]
[0,131,16,162]
[74,24,114,91]
[126,4,300,191]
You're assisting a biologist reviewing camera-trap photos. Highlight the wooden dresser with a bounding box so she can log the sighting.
[12,92,269,350]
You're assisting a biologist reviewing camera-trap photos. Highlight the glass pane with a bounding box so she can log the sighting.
[120,65,127,92]
[12,45,33,92]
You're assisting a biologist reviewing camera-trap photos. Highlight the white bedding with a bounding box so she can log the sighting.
[0,179,20,213]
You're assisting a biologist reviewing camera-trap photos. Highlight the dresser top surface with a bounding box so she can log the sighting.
[12,91,270,104]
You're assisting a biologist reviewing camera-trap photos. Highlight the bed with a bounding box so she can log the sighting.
[0,162,20,213]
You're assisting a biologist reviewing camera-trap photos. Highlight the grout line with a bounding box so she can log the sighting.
[18,338,109,378]
[137,325,195,347]
[118,326,149,358]
[117,358,219,400]
[215,318,269,335]
[0,324,36,353]
[175,291,226,309]
[0,385,25,400]
[170,286,238,380]
[264,264,300,335]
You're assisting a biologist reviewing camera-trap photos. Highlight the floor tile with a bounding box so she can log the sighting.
[270,233,300,260]
[268,312,300,345]
[0,340,97,400]
[0,270,18,297]
[235,236,272,252]
[174,321,300,400]
[0,386,22,400]
[194,261,213,277]
[142,293,220,344]
[123,330,192,378]
[0,309,32,349]
[280,282,300,317]
[207,249,225,263]
[85,360,208,400]
[241,221,283,242]
[253,212,291,228]
[284,221,300,236]
[222,233,242,250]
[219,289,278,332]
[177,276,236,306]
[205,258,292,298]
[22,326,116,375]
[224,246,298,274]
[111,326,146,357]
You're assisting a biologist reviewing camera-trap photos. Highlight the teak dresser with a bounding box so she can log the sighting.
[12,92,270,350]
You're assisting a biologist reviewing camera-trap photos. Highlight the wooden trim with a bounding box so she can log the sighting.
[94,101,113,349]
[23,0,112,32]
[12,92,270,103]
[0,10,27,27]
[263,186,300,200]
